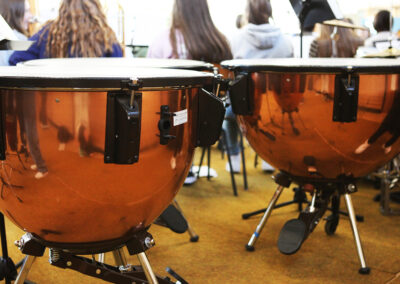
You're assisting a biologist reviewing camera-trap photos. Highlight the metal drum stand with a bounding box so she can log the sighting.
[244,171,370,275]
[13,230,187,284]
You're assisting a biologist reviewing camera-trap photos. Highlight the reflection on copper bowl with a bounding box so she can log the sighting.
[222,58,400,180]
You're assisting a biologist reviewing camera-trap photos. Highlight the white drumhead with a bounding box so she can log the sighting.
[221,58,400,73]
[4,65,212,79]
[20,58,213,70]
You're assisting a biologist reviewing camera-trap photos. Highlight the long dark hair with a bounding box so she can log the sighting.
[374,10,392,32]
[170,0,232,63]
[246,0,272,25]
[0,0,27,35]
[43,0,120,58]
[315,23,363,58]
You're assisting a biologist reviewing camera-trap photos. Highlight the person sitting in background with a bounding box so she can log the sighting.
[147,0,232,62]
[364,10,396,48]
[226,0,293,173]
[9,0,123,178]
[0,0,31,65]
[309,21,363,58]
[148,0,232,185]
[230,0,293,59]
[9,0,122,62]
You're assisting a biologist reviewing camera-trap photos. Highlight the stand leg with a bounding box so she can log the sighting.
[15,255,35,284]
[0,213,12,284]
[344,194,370,274]
[98,253,105,263]
[381,173,391,215]
[197,148,206,177]
[242,188,307,219]
[242,200,298,219]
[207,147,211,180]
[173,200,199,242]
[223,130,237,196]
[246,185,285,251]
[240,133,248,190]
[137,252,159,284]
[112,248,127,266]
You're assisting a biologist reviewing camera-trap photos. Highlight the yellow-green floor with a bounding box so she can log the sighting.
[4,147,400,283]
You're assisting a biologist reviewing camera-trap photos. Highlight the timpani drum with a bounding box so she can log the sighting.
[18,58,216,160]
[221,58,400,179]
[0,66,224,249]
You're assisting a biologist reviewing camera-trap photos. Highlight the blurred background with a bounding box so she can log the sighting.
[27,0,400,53]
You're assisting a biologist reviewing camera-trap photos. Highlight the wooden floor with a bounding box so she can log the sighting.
[3,146,400,283]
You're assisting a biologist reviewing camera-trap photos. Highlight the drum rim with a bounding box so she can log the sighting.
[221,58,400,74]
[21,57,215,71]
[0,76,213,91]
[0,66,215,91]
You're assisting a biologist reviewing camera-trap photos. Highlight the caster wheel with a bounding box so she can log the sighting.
[190,235,199,242]
[245,244,255,252]
[324,215,339,235]
[359,267,371,274]
[242,213,251,220]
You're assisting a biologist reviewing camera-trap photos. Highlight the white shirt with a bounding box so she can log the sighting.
[364,31,396,47]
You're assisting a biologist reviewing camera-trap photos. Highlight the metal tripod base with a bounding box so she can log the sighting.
[14,249,169,284]
[13,232,183,283]
[344,193,370,274]
[244,172,370,274]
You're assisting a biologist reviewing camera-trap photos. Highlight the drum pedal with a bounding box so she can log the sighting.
[277,219,307,255]
[157,205,188,234]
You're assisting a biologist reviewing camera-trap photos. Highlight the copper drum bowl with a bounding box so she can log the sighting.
[221,58,400,180]
[0,65,223,249]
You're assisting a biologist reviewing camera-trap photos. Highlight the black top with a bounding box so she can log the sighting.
[221,58,400,74]
[0,66,214,91]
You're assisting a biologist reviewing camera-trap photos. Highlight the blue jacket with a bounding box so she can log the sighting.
[9,27,123,65]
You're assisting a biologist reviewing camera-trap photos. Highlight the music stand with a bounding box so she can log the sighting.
[289,0,343,57]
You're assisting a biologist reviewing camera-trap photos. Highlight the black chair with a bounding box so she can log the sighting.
[196,117,248,196]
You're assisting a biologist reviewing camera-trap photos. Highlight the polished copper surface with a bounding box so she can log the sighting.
[0,87,198,243]
[236,72,400,179]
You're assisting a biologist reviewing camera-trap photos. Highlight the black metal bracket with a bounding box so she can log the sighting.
[197,88,225,147]
[124,230,153,255]
[298,191,330,237]
[228,73,254,115]
[157,105,176,145]
[104,90,142,164]
[49,250,174,284]
[15,233,46,257]
[333,73,359,122]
